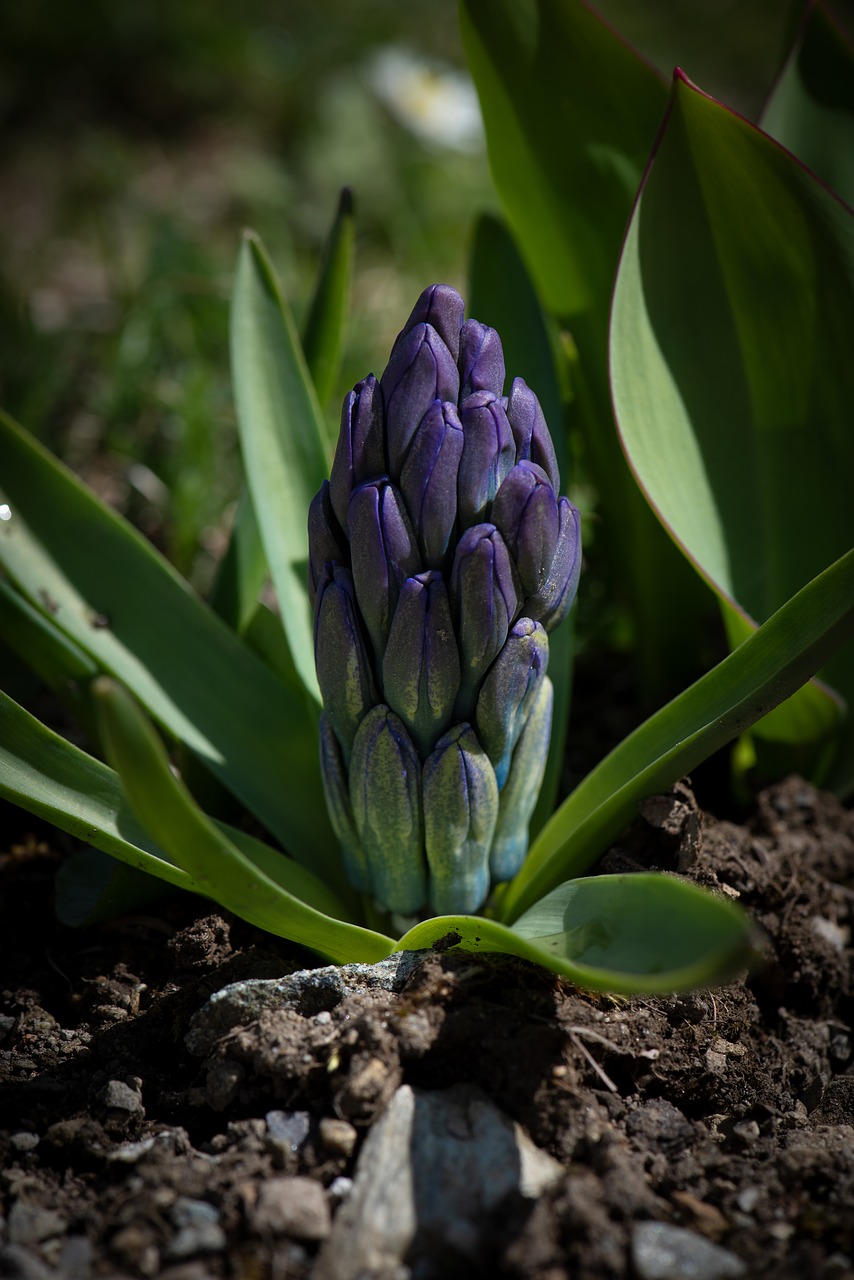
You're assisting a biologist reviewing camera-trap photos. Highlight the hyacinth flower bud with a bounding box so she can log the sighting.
[349,705,426,914]
[475,617,549,789]
[393,283,465,361]
[457,391,516,528]
[381,323,460,475]
[319,713,371,892]
[526,496,582,632]
[399,400,464,568]
[449,523,518,721]
[329,374,386,531]
[489,677,553,882]
[314,565,379,761]
[309,282,581,917]
[307,481,348,610]
[491,461,560,614]
[505,377,560,492]
[423,724,499,915]
[348,478,421,660]
[458,319,505,400]
[382,570,460,758]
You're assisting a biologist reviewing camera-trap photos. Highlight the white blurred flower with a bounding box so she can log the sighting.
[368,47,484,153]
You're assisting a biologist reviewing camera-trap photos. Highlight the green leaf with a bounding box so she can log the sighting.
[91,677,394,963]
[0,686,350,922]
[206,490,267,634]
[501,546,854,922]
[0,410,336,874]
[396,873,756,994]
[610,71,854,793]
[0,576,97,690]
[230,231,328,704]
[460,0,709,696]
[301,186,356,418]
[762,1,854,208]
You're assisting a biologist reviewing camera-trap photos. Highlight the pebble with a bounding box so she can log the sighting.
[7,1203,67,1248]
[9,1133,39,1153]
[97,1079,144,1114]
[165,1198,225,1260]
[0,1244,54,1280]
[328,1176,354,1203]
[319,1117,358,1157]
[632,1222,747,1280]
[250,1177,331,1241]
[266,1109,312,1151]
[313,1083,563,1280]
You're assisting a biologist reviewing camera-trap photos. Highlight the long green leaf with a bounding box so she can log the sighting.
[611,70,854,793]
[92,678,393,963]
[301,186,355,418]
[230,231,328,703]
[0,686,350,922]
[501,546,854,922]
[761,0,854,208]
[0,410,336,873]
[397,873,756,994]
[460,0,709,696]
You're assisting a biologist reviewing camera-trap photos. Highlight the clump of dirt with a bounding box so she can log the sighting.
[1,775,852,1279]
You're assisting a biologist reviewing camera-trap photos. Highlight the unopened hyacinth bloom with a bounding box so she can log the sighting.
[309,285,581,917]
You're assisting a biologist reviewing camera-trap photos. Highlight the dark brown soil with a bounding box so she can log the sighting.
[1,775,853,1280]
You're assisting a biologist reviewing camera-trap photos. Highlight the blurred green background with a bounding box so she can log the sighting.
[0,0,843,590]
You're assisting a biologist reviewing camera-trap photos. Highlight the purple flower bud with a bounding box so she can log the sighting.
[348,478,421,661]
[319,713,371,892]
[399,400,464,568]
[505,378,560,491]
[392,284,465,361]
[329,374,386,531]
[489,677,553,882]
[307,481,348,610]
[475,617,549,789]
[491,461,559,610]
[382,570,460,758]
[526,496,582,632]
[313,565,379,761]
[349,704,426,914]
[458,319,505,399]
[449,523,518,720]
[457,391,516,528]
[423,723,499,915]
[381,324,460,475]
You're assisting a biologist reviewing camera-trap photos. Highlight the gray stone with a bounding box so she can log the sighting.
[314,1083,563,1280]
[9,1133,39,1153]
[250,1177,331,1241]
[265,1109,312,1152]
[0,1244,54,1280]
[632,1222,747,1280]
[165,1198,225,1260]
[97,1079,144,1114]
[7,1202,67,1247]
[185,952,427,1056]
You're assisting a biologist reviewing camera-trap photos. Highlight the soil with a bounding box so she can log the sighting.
[1,774,853,1280]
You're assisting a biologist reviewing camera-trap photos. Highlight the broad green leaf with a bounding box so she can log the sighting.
[610,71,854,793]
[91,678,393,963]
[206,490,267,634]
[230,231,327,703]
[762,1,854,208]
[467,211,573,836]
[0,410,336,874]
[301,186,356,419]
[397,873,756,994]
[0,686,350,922]
[0,576,97,690]
[501,547,854,922]
[460,0,709,696]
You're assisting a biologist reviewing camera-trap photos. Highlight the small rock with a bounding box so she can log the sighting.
[319,1117,358,1157]
[0,1243,54,1280]
[731,1119,760,1145]
[7,1203,67,1247]
[810,916,848,952]
[165,1198,225,1260]
[97,1079,144,1114]
[250,1177,331,1241]
[266,1109,312,1151]
[328,1176,354,1204]
[735,1186,760,1214]
[9,1133,39,1153]
[632,1222,747,1280]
